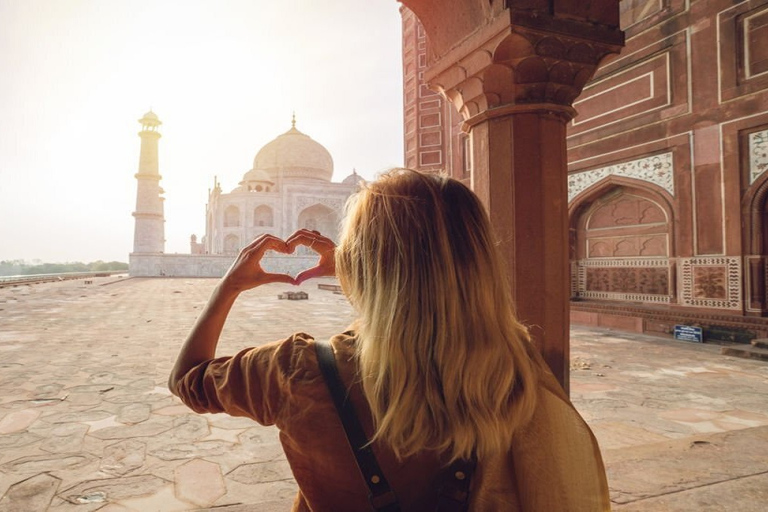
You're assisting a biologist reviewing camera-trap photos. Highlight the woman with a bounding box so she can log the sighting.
[169,169,610,511]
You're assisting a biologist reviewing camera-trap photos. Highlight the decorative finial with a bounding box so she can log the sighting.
[291,111,296,129]
[353,167,357,175]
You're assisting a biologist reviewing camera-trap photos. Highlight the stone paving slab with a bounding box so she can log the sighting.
[0,277,767,510]
[605,425,768,509]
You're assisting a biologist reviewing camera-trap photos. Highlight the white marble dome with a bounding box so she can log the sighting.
[252,125,333,182]
[342,170,365,186]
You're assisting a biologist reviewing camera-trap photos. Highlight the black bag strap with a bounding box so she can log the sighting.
[316,342,400,512]
[316,341,476,512]
[434,457,477,512]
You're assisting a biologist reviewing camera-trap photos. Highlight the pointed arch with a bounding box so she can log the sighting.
[741,172,768,314]
[569,176,674,304]
[297,204,340,241]
[253,205,274,227]
[224,205,240,227]
[223,234,240,255]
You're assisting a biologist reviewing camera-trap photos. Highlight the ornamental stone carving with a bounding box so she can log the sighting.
[679,257,742,310]
[574,257,671,304]
[426,17,623,124]
[568,152,674,202]
[295,196,345,213]
[749,129,768,185]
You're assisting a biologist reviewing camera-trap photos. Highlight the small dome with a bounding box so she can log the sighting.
[241,168,274,184]
[342,170,365,186]
[252,125,333,182]
[138,110,161,127]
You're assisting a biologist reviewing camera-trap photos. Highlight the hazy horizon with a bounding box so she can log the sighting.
[0,0,405,263]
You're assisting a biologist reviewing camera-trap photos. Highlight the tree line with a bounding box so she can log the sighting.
[0,260,128,276]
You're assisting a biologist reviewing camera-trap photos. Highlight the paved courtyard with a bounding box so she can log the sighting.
[0,276,767,511]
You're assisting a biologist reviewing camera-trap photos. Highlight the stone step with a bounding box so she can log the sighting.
[721,344,768,362]
[752,338,768,349]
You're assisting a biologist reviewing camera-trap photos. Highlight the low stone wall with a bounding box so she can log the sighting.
[129,253,320,278]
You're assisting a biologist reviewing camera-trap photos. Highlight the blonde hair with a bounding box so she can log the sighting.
[335,169,539,462]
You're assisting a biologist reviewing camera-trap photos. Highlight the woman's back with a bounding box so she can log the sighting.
[175,330,609,511]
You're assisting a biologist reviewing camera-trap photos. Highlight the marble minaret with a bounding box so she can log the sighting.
[131,110,165,254]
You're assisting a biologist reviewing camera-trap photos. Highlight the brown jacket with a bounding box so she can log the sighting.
[174,331,611,511]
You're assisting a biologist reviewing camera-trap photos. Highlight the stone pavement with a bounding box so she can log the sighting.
[0,277,766,511]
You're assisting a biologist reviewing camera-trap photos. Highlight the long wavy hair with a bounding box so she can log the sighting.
[335,168,539,462]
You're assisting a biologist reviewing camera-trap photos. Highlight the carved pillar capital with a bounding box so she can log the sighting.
[425,13,624,127]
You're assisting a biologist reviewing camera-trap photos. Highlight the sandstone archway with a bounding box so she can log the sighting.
[570,182,674,305]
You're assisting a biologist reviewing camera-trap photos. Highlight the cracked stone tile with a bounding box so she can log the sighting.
[93,504,132,512]
[82,415,123,433]
[59,474,169,506]
[88,417,174,440]
[62,384,124,394]
[148,440,234,461]
[87,372,117,385]
[102,392,169,404]
[0,409,41,434]
[228,460,294,484]
[0,431,43,450]
[33,383,65,398]
[174,458,226,507]
[2,453,96,475]
[201,426,244,444]
[225,479,298,504]
[0,472,61,511]
[100,439,146,477]
[113,483,192,511]
[153,404,191,416]
[65,393,103,407]
[116,404,150,425]
[42,409,114,424]
[164,414,210,442]
[40,424,89,454]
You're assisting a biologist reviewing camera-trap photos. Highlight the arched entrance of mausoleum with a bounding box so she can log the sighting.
[570,178,674,306]
[742,168,768,316]
[297,204,339,241]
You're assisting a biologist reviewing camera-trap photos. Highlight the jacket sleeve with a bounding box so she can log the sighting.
[172,333,314,426]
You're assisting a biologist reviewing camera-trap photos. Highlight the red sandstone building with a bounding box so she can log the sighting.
[403,1,768,341]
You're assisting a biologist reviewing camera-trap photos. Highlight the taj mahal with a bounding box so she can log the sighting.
[128,111,362,277]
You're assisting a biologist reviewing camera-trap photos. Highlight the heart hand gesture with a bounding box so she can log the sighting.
[221,234,296,293]
[286,229,337,284]
[220,230,337,294]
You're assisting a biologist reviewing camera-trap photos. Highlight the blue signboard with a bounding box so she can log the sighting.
[674,325,703,343]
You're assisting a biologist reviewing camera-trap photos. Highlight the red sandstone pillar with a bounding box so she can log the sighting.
[417,7,623,393]
[469,108,573,390]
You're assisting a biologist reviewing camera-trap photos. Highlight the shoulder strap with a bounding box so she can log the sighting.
[315,342,401,512]
[434,457,477,512]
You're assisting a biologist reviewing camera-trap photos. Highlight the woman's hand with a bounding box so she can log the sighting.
[286,229,337,284]
[220,234,296,294]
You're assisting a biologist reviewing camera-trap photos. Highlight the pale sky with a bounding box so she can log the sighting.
[0,0,405,263]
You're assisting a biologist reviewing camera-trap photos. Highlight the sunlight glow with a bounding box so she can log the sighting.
[0,0,404,262]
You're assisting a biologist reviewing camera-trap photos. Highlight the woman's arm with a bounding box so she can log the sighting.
[168,234,295,392]
[167,281,239,392]
[168,230,337,393]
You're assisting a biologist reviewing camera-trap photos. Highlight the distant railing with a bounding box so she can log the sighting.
[0,271,126,287]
